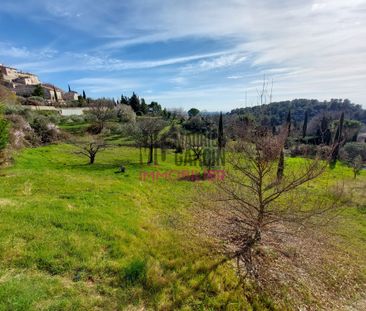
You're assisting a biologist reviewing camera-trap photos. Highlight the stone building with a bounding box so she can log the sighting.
[63,91,79,101]
[0,64,78,104]
[0,64,40,85]
[41,84,64,102]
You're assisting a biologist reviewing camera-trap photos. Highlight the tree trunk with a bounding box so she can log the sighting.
[89,154,95,164]
[148,141,153,164]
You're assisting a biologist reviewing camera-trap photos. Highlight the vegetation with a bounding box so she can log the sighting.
[231,98,366,125]
[0,89,365,309]
[72,136,106,164]
[32,84,44,98]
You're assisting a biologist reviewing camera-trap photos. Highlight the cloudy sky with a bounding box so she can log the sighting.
[0,0,365,110]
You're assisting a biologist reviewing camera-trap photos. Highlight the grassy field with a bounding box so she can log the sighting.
[0,142,365,310]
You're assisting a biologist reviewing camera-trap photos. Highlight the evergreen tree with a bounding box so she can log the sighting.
[53,87,58,102]
[129,92,141,113]
[148,101,162,115]
[330,112,345,167]
[83,90,86,100]
[286,110,291,135]
[188,108,200,118]
[318,115,332,144]
[277,149,285,181]
[68,84,71,92]
[334,112,345,143]
[218,112,225,148]
[302,110,308,138]
[140,98,148,114]
[120,94,129,105]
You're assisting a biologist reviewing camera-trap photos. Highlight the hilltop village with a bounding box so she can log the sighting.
[0,64,79,105]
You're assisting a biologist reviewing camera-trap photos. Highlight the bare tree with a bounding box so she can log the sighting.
[134,117,166,164]
[72,136,106,164]
[208,126,340,279]
[351,155,363,179]
[87,99,115,134]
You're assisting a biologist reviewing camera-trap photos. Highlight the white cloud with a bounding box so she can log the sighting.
[1,0,366,107]
[183,54,247,72]
[0,42,30,58]
[227,75,243,80]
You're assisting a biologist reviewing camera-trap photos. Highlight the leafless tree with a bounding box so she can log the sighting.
[206,126,340,279]
[72,136,106,164]
[134,117,166,164]
[87,99,115,134]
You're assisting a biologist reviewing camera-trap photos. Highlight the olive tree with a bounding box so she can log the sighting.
[72,136,106,164]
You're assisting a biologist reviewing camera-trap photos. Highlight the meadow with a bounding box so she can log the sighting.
[0,142,365,310]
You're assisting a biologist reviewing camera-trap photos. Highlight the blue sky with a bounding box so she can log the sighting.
[1,0,366,110]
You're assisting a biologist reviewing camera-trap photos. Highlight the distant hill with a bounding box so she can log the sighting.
[230,99,366,125]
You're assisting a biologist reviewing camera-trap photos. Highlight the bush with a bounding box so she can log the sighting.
[30,115,63,144]
[290,144,332,159]
[340,142,366,162]
[3,104,28,116]
[0,116,9,151]
[290,144,318,157]
[0,85,17,105]
[6,114,39,148]
[117,104,136,123]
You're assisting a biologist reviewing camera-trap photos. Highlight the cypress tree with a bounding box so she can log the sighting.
[68,84,71,92]
[277,149,285,181]
[53,87,58,102]
[286,110,291,135]
[129,92,141,113]
[302,111,308,138]
[218,112,225,148]
[330,112,345,167]
[140,98,148,114]
[121,95,129,105]
[82,90,86,100]
[334,112,344,143]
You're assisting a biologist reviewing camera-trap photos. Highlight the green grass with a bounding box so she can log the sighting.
[0,143,365,310]
[0,144,262,310]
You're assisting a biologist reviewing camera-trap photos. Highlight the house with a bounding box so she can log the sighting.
[0,65,18,82]
[63,91,79,101]
[13,84,37,97]
[41,83,64,102]
[0,64,78,104]
[0,64,40,85]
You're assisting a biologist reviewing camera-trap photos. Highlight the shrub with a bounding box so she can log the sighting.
[340,142,366,162]
[30,115,63,144]
[117,104,136,123]
[290,144,318,157]
[6,114,39,148]
[0,85,17,105]
[0,116,9,151]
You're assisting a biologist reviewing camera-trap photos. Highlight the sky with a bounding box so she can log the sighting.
[0,0,366,111]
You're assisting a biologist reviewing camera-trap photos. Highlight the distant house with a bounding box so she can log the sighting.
[0,64,40,85]
[13,84,37,97]
[0,64,77,104]
[0,65,18,82]
[63,91,79,101]
[41,83,64,102]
